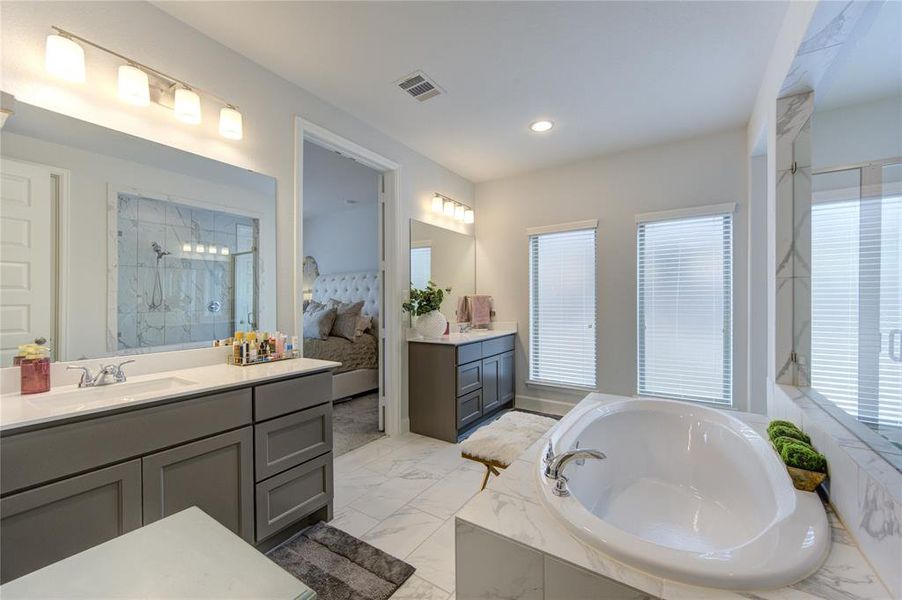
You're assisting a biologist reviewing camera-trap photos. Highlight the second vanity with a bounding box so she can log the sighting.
[0,355,339,584]
[408,328,516,442]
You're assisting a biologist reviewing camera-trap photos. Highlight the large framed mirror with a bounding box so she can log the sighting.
[409,219,475,323]
[0,102,277,363]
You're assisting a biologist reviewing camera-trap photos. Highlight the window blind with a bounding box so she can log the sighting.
[811,164,902,432]
[410,246,431,290]
[637,213,733,405]
[528,227,596,388]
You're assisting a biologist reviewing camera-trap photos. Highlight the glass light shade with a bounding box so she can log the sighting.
[207,245,217,254]
[117,65,150,106]
[443,199,455,217]
[219,107,243,140]
[182,243,192,252]
[432,194,444,214]
[464,209,475,224]
[174,88,201,124]
[529,119,554,133]
[195,244,205,253]
[454,204,465,221]
[45,34,85,83]
[220,247,230,255]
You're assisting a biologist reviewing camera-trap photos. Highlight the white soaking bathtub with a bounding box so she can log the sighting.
[536,395,829,590]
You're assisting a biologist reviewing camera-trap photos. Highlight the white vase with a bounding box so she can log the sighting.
[414,310,447,338]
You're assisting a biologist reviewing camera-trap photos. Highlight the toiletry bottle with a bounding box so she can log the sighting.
[233,331,245,365]
[17,342,51,394]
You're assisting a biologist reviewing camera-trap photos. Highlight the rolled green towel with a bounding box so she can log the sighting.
[768,424,810,444]
[781,442,827,473]
[772,435,812,454]
[767,420,801,436]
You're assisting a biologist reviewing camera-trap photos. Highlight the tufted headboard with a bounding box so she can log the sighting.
[312,271,380,318]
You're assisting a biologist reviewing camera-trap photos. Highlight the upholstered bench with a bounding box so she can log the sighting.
[460,411,557,489]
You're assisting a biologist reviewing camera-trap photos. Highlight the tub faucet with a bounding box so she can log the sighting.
[544,447,607,497]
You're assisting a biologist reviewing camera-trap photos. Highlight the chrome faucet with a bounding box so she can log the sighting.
[544,443,606,497]
[67,360,135,387]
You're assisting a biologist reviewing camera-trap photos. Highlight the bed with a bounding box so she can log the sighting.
[303,271,379,401]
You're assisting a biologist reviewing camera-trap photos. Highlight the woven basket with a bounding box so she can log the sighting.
[786,466,827,492]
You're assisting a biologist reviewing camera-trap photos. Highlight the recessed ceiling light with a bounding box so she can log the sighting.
[529,120,554,133]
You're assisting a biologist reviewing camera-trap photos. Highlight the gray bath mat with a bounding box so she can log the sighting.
[267,522,414,600]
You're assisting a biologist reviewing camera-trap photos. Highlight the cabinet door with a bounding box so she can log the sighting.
[0,460,142,584]
[457,361,483,396]
[481,354,501,413]
[142,427,254,543]
[457,389,483,429]
[255,403,332,481]
[498,350,515,404]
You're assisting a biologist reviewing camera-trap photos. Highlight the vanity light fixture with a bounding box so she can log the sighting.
[207,245,218,254]
[182,243,192,252]
[220,247,230,256]
[45,33,85,83]
[529,119,554,133]
[44,26,243,140]
[195,244,205,253]
[432,192,475,225]
[117,64,150,107]
[432,194,444,214]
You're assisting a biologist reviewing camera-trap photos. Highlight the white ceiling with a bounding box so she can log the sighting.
[157,1,789,183]
[303,140,380,219]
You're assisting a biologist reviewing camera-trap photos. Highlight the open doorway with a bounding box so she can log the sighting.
[297,119,402,455]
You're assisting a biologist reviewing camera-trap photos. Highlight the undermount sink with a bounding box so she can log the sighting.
[28,377,198,410]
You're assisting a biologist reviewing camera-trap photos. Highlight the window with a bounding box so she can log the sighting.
[528,222,597,388]
[637,207,734,405]
[811,162,901,435]
[410,244,431,290]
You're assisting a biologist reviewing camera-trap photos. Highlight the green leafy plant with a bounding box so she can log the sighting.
[767,420,801,437]
[781,442,828,473]
[772,435,812,454]
[402,281,451,316]
[768,424,810,445]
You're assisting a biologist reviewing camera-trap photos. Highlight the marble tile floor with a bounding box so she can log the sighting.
[332,432,488,599]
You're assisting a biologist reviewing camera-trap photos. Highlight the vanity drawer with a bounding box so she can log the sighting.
[1,388,252,495]
[482,335,514,357]
[255,453,332,542]
[457,361,483,396]
[457,342,483,365]
[255,403,332,481]
[457,389,483,429]
[254,372,332,422]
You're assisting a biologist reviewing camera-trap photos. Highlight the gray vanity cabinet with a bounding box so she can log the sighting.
[142,427,254,543]
[410,334,516,442]
[0,460,142,583]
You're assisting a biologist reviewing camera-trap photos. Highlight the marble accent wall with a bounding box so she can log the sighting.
[111,194,257,353]
[775,92,813,385]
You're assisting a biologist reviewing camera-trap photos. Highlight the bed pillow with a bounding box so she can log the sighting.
[303,306,337,340]
[356,315,372,338]
[328,299,365,341]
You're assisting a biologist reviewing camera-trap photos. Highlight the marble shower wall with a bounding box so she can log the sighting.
[775,92,813,385]
[114,194,257,352]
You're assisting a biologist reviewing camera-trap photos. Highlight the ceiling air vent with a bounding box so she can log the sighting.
[396,71,442,102]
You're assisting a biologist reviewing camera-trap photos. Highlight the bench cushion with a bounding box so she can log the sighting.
[460,411,556,467]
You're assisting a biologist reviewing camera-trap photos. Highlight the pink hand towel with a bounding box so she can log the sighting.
[468,295,492,326]
[456,296,470,323]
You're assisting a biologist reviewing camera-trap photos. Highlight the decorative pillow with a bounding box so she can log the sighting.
[304,299,325,315]
[355,315,372,338]
[328,299,365,341]
[303,306,337,340]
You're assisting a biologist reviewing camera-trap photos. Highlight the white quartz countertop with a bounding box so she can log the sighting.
[0,507,316,599]
[456,400,890,599]
[406,327,516,346]
[0,357,340,433]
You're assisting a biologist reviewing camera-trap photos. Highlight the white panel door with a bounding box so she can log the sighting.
[0,158,53,366]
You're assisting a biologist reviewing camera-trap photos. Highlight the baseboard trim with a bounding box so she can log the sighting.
[515,395,575,417]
